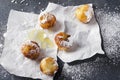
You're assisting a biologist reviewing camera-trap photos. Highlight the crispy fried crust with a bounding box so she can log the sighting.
[75,4,90,23]
[40,57,58,76]
[21,41,40,60]
[39,13,56,29]
[55,32,70,50]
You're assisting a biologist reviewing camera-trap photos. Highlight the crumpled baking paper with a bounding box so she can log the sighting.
[0,2,104,79]
[0,10,55,80]
[45,3,104,62]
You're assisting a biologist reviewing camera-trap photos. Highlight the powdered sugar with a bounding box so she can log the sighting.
[85,5,93,23]
[60,40,73,48]
[39,12,54,24]
[0,10,56,80]
[21,40,40,54]
[11,0,15,3]
[20,0,25,4]
[60,57,112,80]
[96,10,120,62]
[60,9,120,79]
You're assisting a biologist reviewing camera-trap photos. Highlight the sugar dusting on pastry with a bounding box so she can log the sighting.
[60,39,73,48]
[85,5,93,22]
[39,12,56,29]
[1,3,104,79]
[21,40,40,60]
[54,32,72,51]
[40,57,58,76]
[40,13,54,24]
[75,4,93,23]
[22,40,40,54]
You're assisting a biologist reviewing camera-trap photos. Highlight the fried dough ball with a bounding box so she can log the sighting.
[55,32,71,51]
[39,12,56,29]
[75,4,93,23]
[40,57,58,76]
[21,41,40,60]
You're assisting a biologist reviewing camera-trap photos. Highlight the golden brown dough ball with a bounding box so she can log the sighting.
[21,41,40,60]
[39,12,56,29]
[40,57,58,76]
[75,4,93,23]
[54,32,71,51]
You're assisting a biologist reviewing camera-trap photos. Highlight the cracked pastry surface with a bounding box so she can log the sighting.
[75,4,93,23]
[21,41,40,60]
[54,32,71,51]
[39,12,56,29]
[40,57,58,76]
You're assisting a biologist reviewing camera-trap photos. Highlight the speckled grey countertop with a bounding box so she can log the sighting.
[0,0,120,80]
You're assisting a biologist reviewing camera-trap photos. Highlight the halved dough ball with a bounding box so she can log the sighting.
[55,32,71,51]
[75,4,93,23]
[39,12,56,29]
[21,41,40,60]
[40,57,58,76]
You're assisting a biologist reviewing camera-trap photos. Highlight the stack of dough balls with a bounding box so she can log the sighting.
[75,4,93,23]
[55,32,71,51]
[39,12,56,29]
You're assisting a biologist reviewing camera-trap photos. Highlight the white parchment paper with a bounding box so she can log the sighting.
[0,10,56,80]
[44,3,104,62]
[0,2,104,79]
